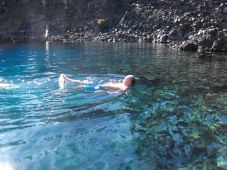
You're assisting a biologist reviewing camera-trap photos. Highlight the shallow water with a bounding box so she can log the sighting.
[0,42,226,170]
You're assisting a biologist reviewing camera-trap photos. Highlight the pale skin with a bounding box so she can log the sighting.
[60,74,135,92]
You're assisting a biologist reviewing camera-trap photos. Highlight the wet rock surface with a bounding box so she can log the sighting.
[0,0,227,53]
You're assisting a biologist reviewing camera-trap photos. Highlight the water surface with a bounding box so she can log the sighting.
[0,42,226,170]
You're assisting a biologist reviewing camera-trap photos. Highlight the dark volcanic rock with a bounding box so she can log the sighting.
[168,26,185,42]
[96,18,109,32]
[179,41,198,51]
[211,40,220,51]
[0,0,227,54]
[0,31,10,42]
[197,46,213,59]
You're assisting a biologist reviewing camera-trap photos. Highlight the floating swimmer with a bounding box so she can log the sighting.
[58,73,136,92]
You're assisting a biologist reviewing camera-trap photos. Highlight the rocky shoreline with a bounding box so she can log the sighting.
[0,0,227,53]
[49,1,227,54]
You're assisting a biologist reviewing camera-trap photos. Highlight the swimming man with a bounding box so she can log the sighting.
[59,73,135,91]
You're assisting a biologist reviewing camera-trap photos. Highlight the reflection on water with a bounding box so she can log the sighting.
[0,42,226,170]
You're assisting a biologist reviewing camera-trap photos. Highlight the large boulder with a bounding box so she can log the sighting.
[197,28,218,47]
[96,18,109,32]
[179,40,198,51]
[168,26,185,41]
[157,34,168,43]
[210,30,227,51]
[197,46,213,59]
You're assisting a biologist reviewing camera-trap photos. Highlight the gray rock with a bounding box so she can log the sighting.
[180,41,198,51]
[168,27,185,41]
[96,19,109,32]
[160,34,168,43]
[211,40,220,51]
[197,46,213,59]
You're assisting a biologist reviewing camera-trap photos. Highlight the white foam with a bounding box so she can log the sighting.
[0,83,19,89]
[0,162,14,170]
[58,74,65,90]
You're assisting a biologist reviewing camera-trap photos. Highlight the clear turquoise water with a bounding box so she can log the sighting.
[0,42,226,170]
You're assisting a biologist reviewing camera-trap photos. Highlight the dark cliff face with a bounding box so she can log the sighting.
[0,0,129,41]
[0,0,227,52]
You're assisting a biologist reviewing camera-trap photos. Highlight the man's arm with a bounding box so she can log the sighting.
[103,82,128,91]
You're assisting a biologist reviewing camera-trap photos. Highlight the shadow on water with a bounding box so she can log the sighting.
[0,42,226,169]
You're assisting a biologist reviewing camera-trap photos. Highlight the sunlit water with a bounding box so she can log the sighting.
[0,42,226,170]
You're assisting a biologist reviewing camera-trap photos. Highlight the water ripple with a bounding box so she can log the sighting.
[0,43,226,170]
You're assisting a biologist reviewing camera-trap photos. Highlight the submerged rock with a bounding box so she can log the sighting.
[139,75,161,85]
[216,152,227,169]
[196,46,213,59]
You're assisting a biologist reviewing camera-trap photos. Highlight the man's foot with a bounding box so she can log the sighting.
[58,73,65,89]
[62,74,68,81]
